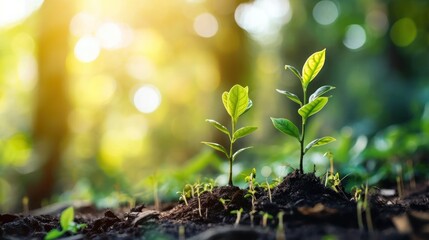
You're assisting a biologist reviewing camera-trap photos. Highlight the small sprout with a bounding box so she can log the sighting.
[260,166,273,203]
[276,211,286,240]
[177,189,189,206]
[219,198,230,210]
[178,225,185,240]
[230,208,244,228]
[44,207,87,240]
[326,172,341,193]
[244,168,258,212]
[249,210,257,227]
[22,196,29,215]
[193,182,206,217]
[185,183,195,198]
[271,49,335,174]
[202,84,257,186]
[259,211,273,228]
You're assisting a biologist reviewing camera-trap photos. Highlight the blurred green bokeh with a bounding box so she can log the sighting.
[0,0,428,211]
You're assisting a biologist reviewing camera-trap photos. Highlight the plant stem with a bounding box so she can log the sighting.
[299,87,308,174]
[228,118,236,186]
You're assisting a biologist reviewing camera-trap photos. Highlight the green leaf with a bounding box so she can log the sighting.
[232,146,253,161]
[60,207,74,229]
[206,119,230,136]
[240,99,253,116]
[304,136,336,153]
[309,85,335,102]
[222,91,228,112]
[285,65,302,81]
[44,229,65,240]
[226,85,249,121]
[276,89,302,106]
[301,49,326,88]
[271,118,300,140]
[201,142,228,156]
[298,97,328,122]
[233,126,257,142]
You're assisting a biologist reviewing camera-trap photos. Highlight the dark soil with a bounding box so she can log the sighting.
[2,171,429,239]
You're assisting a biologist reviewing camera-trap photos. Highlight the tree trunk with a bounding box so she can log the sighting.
[27,0,73,209]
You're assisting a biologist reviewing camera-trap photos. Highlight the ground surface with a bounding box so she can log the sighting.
[1,171,429,239]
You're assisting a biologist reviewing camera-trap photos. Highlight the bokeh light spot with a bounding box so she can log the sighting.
[193,13,219,38]
[343,24,366,50]
[70,12,98,37]
[0,0,44,28]
[312,0,339,25]
[390,18,417,47]
[235,0,291,43]
[74,36,100,63]
[133,85,161,113]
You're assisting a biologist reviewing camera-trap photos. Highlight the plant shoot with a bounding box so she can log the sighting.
[271,49,336,174]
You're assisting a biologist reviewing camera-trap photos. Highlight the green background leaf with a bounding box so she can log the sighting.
[285,65,302,81]
[233,126,257,142]
[271,118,300,140]
[298,97,328,121]
[301,49,326,88]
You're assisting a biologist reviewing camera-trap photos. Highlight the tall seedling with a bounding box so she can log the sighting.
[271,49,336,174]
[202,84,257,186]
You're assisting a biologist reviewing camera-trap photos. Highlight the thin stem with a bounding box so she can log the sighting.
[299,87,308,174]
[228,118,236,186]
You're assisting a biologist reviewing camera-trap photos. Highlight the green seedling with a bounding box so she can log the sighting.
[352,186,364,231]
[325,172,341,193]
[260,167,273,203]
[177,188,189,206]
[231,208,244,227]
[271,49,336,174]
[202,84,257,186]
[44,206,87,240]
[193,182,205,217]
[219,198,230,210]
[276,211,286,240]
[259,211,273,228]
[244,168,258,212]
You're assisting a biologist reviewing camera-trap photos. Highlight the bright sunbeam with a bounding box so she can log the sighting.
[133,85,161,114]
[0,0,44,28]
[74,36,100,63]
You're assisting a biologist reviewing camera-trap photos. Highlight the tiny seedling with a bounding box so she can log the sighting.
[193,182,206,217]
[219,197,230,210]
[276,211,286,240]
[244,168,258,212]
[44,206,87,240]
[177,188,189,206]
[259,211,273,228]
[231,208,244,227]
[202,84,257,186]
[271,49,335,174]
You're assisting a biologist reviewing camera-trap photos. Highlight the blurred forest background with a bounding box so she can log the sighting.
[1,0,429,212]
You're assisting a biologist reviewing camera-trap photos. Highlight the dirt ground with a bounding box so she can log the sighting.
[1,171,429,239]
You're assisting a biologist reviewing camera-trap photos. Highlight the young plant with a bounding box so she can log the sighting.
[259,211,273,228]
[231,208,244,227]
[44,207,87,240]
[276,211,286,240]
[219,197,230,210]
[177,188,189,206]
[244,168,258,212]
[202,84,257,186]
[193,182,205,217]
[271,49,335,174]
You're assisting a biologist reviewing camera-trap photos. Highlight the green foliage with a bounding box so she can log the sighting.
[271,49,336,174]
[44,207,86,240]
[202,84,257,186]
